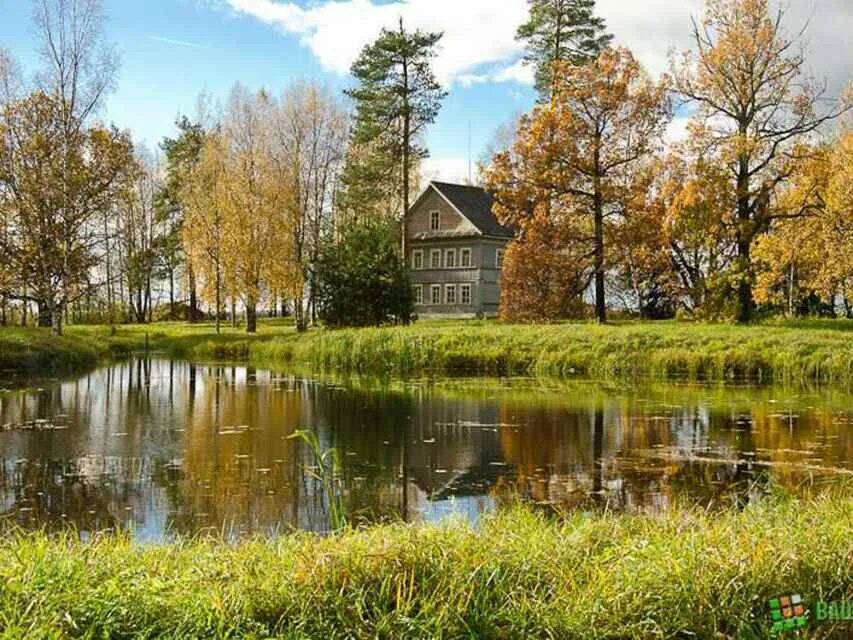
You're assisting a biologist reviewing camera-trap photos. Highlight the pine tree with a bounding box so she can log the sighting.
[517,0,613,97]
[343,19,446,255]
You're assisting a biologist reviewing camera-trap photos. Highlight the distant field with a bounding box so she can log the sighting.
[0,318,851,386]
[0,493,850,638]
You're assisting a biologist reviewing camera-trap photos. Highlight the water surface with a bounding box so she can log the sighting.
[0,358,849,540]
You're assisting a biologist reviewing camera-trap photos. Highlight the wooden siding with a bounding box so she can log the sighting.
[406,189,478,238]
[409,237,508,316]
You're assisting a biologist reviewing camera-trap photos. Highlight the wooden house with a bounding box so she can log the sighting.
[406,182,514,317]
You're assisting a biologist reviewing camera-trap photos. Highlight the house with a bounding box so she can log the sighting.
[406,181,514,318]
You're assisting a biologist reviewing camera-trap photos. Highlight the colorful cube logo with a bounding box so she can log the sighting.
[768,594,808,634]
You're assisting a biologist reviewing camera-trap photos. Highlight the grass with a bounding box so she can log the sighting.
[1,318,851,386]
[0,493,850,638]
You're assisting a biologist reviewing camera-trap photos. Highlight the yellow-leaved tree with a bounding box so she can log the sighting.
[672,0,848,322]
[182,86,300,333]
[754,130,853,315]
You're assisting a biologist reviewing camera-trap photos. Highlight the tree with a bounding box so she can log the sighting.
[32,0,118,129]
[314,221,412,327]
[0,91,136,334]
[487,48,670,323]
[119,146,160,323]
[272,81,348,331]
[753,132,853,316]
[159,116,207,321]
[344,19,446,254]
[499,216,590,321]
[516,0,613,97]
[182,133,227,333]
[672,0,848,322]
[658,151,738,316]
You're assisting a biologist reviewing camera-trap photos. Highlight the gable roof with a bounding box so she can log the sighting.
[412,181,514,238]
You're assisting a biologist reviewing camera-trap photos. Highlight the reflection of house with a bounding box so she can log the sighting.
[406,182,515,318]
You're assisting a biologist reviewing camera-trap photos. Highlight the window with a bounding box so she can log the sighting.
[445,248,456,268]
[413,285,423,305]
[430,284,442,305]
[496,248,504,269]
[460,248,472,267]
[460,283,472,305]
[445,284,457,305]
[430,210,440,230]
[412,250,423,270]
[430,249,442,269]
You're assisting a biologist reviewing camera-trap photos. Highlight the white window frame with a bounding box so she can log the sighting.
[444,248,456,269]
[445,284,457,305]
[413,284,423,305]
[412,250,423,270]
[430,210,440,231]
[496,248,504,269]
[430,249,442,269]
[460,283,472,305]
[460,247,472,268]
[430,284,442,305]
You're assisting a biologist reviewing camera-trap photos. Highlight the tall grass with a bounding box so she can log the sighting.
[289,428,347,531]
[0,493,849,638]
[296,320,853,386]
[2,318,851,386]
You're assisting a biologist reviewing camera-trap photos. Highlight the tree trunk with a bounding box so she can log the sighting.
[735,160,754,323]
[246,299,257,334]
[188,265,198,323]
[593,142,606,324]
[231,299,236,328]
[401,18,411,260]
[169,268,175,319]
[38,302,52,328]
[51,303,63,336]
[294,297,307,333]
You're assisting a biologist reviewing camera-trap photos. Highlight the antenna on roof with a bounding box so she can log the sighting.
[467,121,472,185]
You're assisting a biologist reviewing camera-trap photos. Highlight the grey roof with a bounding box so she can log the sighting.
[430,181,515,238]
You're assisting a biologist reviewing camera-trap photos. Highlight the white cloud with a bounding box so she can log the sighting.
[492,59,534,85]
[220,0,851,97]
[223,0,528,87]
[421,157,472,184]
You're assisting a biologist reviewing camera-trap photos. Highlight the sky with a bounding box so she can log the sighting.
[1,0,850,184]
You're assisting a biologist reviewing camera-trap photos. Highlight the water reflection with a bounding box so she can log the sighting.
[0,359,849,540]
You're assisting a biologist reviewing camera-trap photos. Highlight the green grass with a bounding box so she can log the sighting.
[0,493,850,638]
[290,319,853,386]
[1,318,851,386]
[0,327,106,376]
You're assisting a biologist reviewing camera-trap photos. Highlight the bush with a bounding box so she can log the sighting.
[314,221,413,327]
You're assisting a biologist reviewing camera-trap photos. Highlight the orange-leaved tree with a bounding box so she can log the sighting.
[486,47,670,323]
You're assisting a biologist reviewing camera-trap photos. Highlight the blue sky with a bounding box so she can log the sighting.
[1,1,848,182]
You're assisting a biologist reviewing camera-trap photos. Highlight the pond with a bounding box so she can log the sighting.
[0,358,850,540]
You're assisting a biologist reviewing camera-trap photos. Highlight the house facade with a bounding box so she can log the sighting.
[406,181,514,318]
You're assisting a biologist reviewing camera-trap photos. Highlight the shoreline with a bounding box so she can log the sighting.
[1,319,850,387]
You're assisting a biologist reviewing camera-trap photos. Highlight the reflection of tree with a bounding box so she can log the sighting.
[1,364,850,537]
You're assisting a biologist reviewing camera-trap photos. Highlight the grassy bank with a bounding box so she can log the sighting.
[2,318,852,385]
[0,327,108,376]
[1,494,850,638]
[296,320,853,385]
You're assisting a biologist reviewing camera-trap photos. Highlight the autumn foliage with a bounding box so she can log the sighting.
[487,47,670,322]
